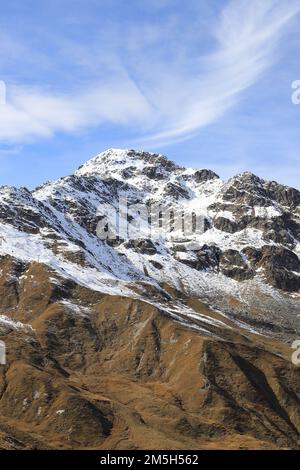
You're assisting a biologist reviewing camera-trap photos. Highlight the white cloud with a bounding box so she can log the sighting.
[0,0,299,145]
[139,0,300,146]
[0,77,153,142]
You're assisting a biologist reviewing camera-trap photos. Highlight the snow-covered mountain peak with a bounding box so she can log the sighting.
[228,171,263,185]
[1,147,300,346]
[74,148,180,179]
[72,148,225,203]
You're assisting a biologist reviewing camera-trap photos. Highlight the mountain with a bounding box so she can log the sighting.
[0,148,299,450]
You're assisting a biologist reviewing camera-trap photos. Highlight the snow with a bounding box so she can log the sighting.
[0,148,299,343]
[252,206,282,218]
[59,300,91,317]
[213,210,236,221]
[0,315,33,331]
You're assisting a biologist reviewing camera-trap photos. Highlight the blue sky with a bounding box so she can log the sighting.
[0,0,300,188]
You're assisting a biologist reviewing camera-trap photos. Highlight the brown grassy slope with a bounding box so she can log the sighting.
[0,258,299,450]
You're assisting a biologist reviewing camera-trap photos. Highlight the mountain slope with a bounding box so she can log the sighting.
[0,148,299,449]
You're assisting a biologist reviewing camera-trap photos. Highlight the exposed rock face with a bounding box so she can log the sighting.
[0,148,299,450]
[124,238,158,255]
[214,216,239,234]
[196,245,221,271]
[265,181,300,208]
[219,250,254,281]
[164,182,191,200]
[193,169,219,183]
[258,246,300,292]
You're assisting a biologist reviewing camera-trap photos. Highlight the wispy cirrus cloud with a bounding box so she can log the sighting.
[139,0,300,146]
[0,0,299,146]
[0,78,153,141]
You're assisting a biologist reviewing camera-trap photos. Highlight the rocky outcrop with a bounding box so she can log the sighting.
[163,182,191,200]
[214,217,239,234]
[258,246,300,292]
[196,245,221,271]
[193,169,219,183]
[265,181,300,208]
[124,238,158,255]
[219,249,254,281]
